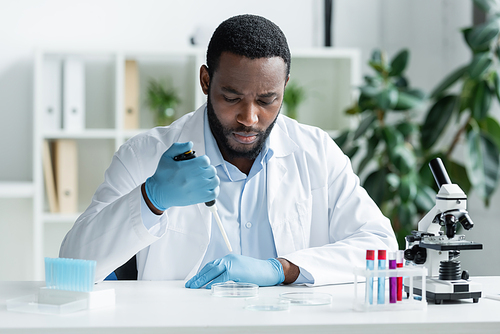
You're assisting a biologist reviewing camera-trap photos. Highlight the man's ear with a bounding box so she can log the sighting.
[200,65,210,95]
[284,75,290,88]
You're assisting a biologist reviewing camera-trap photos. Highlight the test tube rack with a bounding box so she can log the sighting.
[353,266,428,312]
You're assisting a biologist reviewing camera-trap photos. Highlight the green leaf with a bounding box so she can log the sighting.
[471,80,492,121]
[371,49,382,63]
[345,145,359,159]
[462,28,476,51]
[358,132,380,174]
[459,78,478,112]
[421,95,457,150]
[354,114,377,140]
[358,133,380,174]
[392,144,416,175]
[358,93,376,112]
[468,52,492,79]
[466,19,500,52]
[443,158,472,194]
[345,105,361,115]
[394,76,409,88]
[406,88,426,100]
[399,174,417,203]
[364,75,379,85]
[414,184,436,212]
[376,87,398,110]
[396,122,417,138]
[382,126,404,161]
[386,173,400,190]
[389,49,409,77]
[430,65,468,99]
[359,85,381,98]
[398,201,417,229]
[394,91,424,110]
[363,168,388,206]
[492,71,500,102]
[480,116,500,150]
[465,128,500,201]
[333,130,350,148]
[369,61,386,74]
[473,0,499,12]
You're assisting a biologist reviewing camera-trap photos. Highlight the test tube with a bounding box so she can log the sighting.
[366,250,375,305]
[397,250,404,301]
[377,250,386,304]
[389,251,397,303]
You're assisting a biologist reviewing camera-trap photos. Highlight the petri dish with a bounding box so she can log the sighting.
[279,292,332,306]
[211,282,259,297]
[245,297,290,311]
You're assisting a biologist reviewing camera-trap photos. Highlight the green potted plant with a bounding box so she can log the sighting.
[339,0,500,247]
[337,48,431,247]
[145,79,181,126]
[420,0,500,206]
[283,81,306,119]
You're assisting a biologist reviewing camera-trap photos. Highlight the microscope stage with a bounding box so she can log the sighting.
[419,239,483,251]
[404,277,482,304]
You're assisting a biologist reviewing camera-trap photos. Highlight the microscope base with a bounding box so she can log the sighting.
[404,277,482,304]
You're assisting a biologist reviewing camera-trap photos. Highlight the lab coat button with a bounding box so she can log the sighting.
[245,222,252,229]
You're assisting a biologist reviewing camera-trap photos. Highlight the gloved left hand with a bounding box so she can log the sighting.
[185,254,285,289]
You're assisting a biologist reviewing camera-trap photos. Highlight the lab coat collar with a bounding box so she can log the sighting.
[177,104,208,156]
[268,114,300,159]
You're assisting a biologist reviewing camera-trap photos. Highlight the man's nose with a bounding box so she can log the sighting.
[236,102,259,127]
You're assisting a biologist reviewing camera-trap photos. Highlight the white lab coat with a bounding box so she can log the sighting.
[60,104,397,285]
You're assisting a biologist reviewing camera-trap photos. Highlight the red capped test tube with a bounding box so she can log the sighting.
[397,250,404,301]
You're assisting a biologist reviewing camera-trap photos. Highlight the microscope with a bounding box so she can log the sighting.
[404,158,483,304]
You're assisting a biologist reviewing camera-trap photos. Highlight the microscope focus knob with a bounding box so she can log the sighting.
[405,245,427,264]
[414,249,427,265]
[461,270,470,280]
[404,248,414,261]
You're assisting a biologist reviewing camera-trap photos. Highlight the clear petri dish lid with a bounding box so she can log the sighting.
[245,297,290,311]
[279,292,332,306]
[211,281,259,298]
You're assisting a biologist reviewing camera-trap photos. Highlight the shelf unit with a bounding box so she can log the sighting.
[31,47,360,279]
[0,182,34,198]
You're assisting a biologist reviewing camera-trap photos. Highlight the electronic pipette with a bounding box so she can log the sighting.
[174,150,233,252]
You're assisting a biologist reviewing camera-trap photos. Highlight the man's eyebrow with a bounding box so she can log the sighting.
[258,92,277,98]
[221,87,277,98]
[221,86,243,95]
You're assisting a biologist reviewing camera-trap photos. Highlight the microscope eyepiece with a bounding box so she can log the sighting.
[429,158,452,188]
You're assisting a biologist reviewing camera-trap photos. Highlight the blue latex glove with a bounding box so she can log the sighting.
[185,254,285,289]
[145,142,219,211]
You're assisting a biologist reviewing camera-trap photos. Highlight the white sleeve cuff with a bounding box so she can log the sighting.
[293,267,315,284]
[140,192,163,234]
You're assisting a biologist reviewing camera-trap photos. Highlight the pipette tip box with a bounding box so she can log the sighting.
[7,257,115,315]
[6,285,115,315]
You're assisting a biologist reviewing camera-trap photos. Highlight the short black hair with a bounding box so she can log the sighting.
[206,14,291,79]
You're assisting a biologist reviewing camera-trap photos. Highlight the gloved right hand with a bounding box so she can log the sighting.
[145,142,219,211]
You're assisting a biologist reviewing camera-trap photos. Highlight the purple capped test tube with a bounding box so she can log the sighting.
[389,251,397,303]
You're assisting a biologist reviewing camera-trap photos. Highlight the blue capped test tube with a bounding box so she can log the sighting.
[365,250,375,305]
[377,250,386,304]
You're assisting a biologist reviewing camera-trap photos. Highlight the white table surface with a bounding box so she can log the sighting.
[1,277,499,334]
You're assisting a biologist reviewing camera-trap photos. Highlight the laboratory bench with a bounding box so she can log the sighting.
[1,276,499,334]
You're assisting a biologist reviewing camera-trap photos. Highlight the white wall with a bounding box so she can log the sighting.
[1,0,497,280]
[0,0,320,182]
[0,0,321,280]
